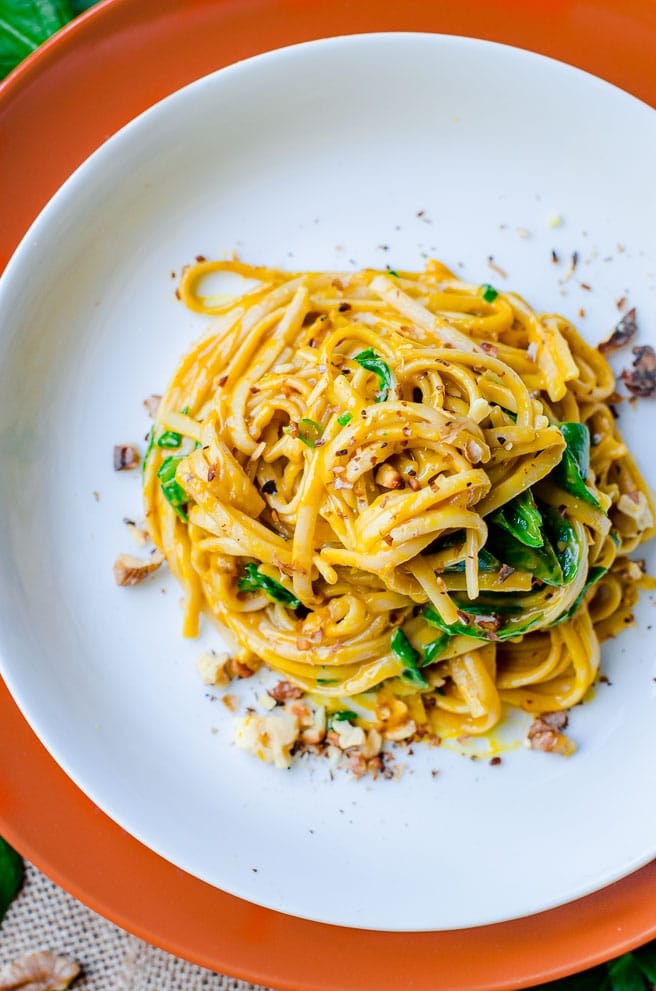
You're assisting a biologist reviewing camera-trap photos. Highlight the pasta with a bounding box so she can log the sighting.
[142,258,655,756]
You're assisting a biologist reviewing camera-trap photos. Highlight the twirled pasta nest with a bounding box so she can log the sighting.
[142,259,655,747]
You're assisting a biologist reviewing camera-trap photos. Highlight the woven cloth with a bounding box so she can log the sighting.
[0,862,273,991]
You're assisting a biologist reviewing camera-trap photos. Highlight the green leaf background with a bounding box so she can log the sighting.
[0,835,23,922]
[0,0,97,79]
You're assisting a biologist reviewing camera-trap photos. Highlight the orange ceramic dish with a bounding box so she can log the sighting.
[2,1,656,988]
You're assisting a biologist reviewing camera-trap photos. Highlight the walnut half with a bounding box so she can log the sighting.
[0,951,80,991]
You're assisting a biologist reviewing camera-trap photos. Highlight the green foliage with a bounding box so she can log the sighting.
[0,836,23,923]
[0,0,73,78]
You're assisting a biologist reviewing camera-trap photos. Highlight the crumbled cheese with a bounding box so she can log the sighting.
[535,414,550,430]
[235,711,300,769]
[259,693,277,711]
[196,650,231,687]
[547,213,562,228]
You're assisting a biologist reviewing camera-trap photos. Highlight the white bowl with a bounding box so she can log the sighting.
[1,32,655,931]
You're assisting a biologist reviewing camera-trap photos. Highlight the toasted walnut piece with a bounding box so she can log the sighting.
[361,727,383,758]
[347,750,368,778]
[334,720,366,750]
[195,650,231,687]
[230,658,255,679]
[300,705,326,745]
[143,394,162,418]
[113,444,140,471]
[0,951,80,991]
[617,491,653,530]
[113,551,164,586]
[385,719,417,742]
[621,344,656,398]
[527,711,575,755]
[124,519,149,547]
[598,308,637,355]
[269,680,304,703]
[235,711,300,769]
[375,463,403,489]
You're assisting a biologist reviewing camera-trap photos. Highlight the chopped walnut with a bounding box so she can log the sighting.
[527,711,575,755]
[0,951,80,991]
[113,444,140,471]
[385,719,417,742]
[300,705,326,745]
[621,345,656,398]
[617,491,653,530]
[230,658,255,679]
[143,394,162,418]
[268,680,304,703]
[124,519,149,547]
[235,711,300,768]
[334,720,366,749]
[195,650,230,687]
[113,550,164,586]
[598,308,637,355]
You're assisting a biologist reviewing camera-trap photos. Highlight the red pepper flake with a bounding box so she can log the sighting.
[616,296,627,310]
[489,756,502,766]
[218,375,228,387]
[578,308,585,318]
[579,282,591,291]
[551,249,559,264]
[175,288,181,300]
[207,465,216,482]
[195,254,207,262]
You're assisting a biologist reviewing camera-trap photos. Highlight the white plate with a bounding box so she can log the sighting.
[1,33,655,932]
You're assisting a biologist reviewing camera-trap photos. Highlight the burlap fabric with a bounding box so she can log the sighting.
[1,862,273,990]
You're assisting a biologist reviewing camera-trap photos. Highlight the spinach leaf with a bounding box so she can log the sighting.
[0,0,73,78]
[553,422,602,510]
[423,633,451,665]
[354,349,393,402]
[542,505,581,585]
[487,523,564,586]
[237,562,300,608]
[391,628,427,687]
[0,836,23,922]
[157,456,188,521]
[491,488,544,548]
